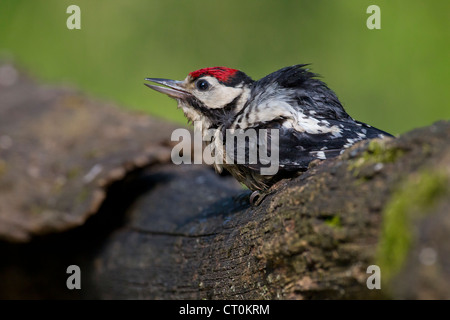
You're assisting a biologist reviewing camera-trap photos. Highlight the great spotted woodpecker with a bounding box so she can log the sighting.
[145,65,393,192]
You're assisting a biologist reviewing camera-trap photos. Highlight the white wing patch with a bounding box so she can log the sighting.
[295,112,342,135]
[316,151,326,159]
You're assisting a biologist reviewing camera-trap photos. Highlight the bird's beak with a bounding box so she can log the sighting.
[144,78,190,99]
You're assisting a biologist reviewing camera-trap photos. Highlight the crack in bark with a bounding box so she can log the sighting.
[129,226,220,238]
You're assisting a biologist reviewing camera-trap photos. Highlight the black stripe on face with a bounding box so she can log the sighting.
[186,94,241,128]
[222,94,241,114]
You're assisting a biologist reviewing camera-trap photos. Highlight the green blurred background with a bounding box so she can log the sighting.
[0,0,449,135]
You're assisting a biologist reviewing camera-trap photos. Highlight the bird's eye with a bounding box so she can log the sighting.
[196,79,210,91]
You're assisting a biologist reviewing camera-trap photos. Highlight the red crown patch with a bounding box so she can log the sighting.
[189,67,238,83]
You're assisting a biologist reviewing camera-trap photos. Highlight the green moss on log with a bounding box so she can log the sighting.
[376,170,448,285]
[349,139,404,176]
[324,215,341,228]
[365,139,404,164]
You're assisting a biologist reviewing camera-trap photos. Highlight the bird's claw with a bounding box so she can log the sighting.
[249,190,270,206]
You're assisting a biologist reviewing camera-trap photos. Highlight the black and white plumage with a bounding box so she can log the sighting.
[145,65,393,191]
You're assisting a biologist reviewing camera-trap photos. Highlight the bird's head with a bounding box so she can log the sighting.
[145,67,254,129]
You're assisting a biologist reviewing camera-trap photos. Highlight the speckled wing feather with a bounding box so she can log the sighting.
[233,118,391,175]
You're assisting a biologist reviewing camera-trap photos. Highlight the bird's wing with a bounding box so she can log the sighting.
[228,119,391,173]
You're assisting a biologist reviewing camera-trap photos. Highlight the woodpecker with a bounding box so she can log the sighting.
[145,65,393,192]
